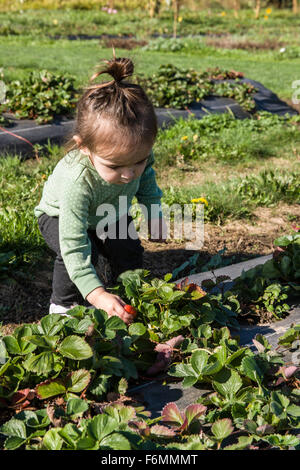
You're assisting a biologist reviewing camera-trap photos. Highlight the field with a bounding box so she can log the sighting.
[0,3,299,451]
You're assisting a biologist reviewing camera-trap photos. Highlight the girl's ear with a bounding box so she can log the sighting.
[73,135,90,156]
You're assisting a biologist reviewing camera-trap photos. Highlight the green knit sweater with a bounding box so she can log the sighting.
[34,149,163,299]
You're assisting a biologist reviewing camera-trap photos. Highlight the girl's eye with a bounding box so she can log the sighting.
[108,158,147,170]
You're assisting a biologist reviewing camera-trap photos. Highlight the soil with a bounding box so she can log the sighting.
[205,35,286,51]
[101,36,148,50]
[0,202,299,336]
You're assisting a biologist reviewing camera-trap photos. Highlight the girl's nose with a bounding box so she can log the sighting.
[121,167,135,180]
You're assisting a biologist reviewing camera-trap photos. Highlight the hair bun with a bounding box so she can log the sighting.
[106,57,134,82]
[90,56,134,84]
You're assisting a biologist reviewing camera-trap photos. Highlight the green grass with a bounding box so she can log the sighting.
[1,7,300,42]
[154,112,300,167]
[162,168,300,225]
[0,144,63,278]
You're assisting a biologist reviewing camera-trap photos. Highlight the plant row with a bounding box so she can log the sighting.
[0,233,299,450]
[0,65,259,125]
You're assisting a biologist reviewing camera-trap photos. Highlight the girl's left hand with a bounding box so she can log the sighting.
[148,217,168,242]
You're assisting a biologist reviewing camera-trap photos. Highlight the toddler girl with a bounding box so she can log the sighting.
[34,55,167,324]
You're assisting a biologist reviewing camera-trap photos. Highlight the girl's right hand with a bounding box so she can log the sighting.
[86,287,133,324]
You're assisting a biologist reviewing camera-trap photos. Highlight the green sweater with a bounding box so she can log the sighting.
[34,149,163,299]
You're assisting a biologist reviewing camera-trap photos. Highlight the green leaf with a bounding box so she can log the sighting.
[89,374,110,398]
[128,322,146,337]
[67,317,94,334]
[211,418,233,441]
[98,356,123,376]
[4,436,27,450]
[87,414,118,441]
[261,434,300,449]
[121,357,138,380]
[39,314,66,336]
[76,436,99,450]
[224,436,253,450]
[13,325,36,354]
[190,349,209,375]
[66,369,91,393]
[105,404,136,424]
[213,368,243,400]
[203,357,223,376]
[23,335,59,350]
[213,345,227,366]
[105,315,127,331]
[261,260,281,279]
[241,356,264,384]
[182,376,198,388]
[270,391,290,418]
[36,379,66,399]
[58,335,93,360]
[22,409,50,429]
[0,418,26,439]
[226,348,248,366]
[58,423,82,449]
[66,398,89,417]
[100,433,131,450]
[42,428,63,450]
[168,362,197,378]
[2,336,20,355]
[287,404,300,417]
[23,351,56,375]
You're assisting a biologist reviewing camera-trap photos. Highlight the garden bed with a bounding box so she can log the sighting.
[0,77,297,157]
[0,248,299,450]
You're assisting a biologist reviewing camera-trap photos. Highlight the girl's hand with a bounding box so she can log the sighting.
[148,217,168,242]
[86,287,133,324]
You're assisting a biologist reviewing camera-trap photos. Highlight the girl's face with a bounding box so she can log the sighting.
[87,144,152,185]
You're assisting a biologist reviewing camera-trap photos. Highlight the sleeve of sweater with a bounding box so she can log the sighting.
[59,175,104,300]
[135,150,163,220]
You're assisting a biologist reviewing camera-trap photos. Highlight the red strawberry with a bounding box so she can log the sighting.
[124,305,137,316]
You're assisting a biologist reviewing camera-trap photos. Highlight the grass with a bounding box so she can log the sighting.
[1,7,300,42]
[154,112,300,167]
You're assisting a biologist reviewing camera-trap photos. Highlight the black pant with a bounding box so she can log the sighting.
[38,212,144,307]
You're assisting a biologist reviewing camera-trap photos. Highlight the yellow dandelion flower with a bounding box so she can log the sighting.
[266,7,272,14]
[53,19,58,25]
[191,197,208,206]
[264,15,269,20]
[220,11,226,16]
[181,135,188,141]
[178,16,183,23]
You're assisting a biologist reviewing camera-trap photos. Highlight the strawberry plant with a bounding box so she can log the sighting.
[137,64,257,111]
[4,70,79,124]
[0,313,299,450]
[110,269,239,342]
[0,235,299,451]
[223,232,300,320]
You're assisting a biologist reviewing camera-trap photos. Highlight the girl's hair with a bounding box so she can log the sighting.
[64,53,157,158]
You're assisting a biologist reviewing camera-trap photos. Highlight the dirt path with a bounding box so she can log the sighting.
[0,202,299,335]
